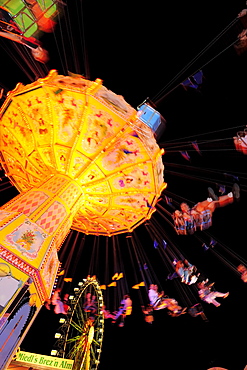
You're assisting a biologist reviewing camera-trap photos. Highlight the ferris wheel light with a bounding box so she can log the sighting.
[54,333,62,338]
[78,282,83,286]
[59,318,66,323]
[51,350,58,356]
[58,278,105,368]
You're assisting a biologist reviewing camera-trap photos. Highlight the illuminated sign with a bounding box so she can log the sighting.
[15,351,74,370]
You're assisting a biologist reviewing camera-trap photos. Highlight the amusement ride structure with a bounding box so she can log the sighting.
[1,1,247,370]
[0,68,165,369]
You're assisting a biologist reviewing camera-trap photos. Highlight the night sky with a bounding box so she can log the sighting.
[1,1,247,370]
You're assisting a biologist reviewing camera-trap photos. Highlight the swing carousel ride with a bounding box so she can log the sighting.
[1,1,247,370]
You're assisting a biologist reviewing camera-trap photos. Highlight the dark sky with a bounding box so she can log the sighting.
[1,1,247,370]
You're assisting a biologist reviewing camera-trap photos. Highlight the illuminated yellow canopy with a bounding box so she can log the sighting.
[0,70,166,236]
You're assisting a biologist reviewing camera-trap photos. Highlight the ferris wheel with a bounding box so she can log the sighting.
[62,277,104,370]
